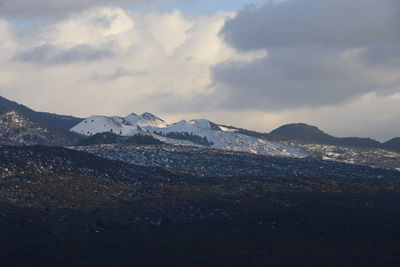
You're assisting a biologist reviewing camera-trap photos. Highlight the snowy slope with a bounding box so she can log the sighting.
[70,116,139,136]
[144,119,308,158]
[125,112,167,128]
[70,114,307,158]
[70,112,167,136]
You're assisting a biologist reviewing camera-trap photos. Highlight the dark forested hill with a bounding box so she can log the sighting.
[383,137,400,153]
[0,107,80,146]
[268,123,382,148]
[0,96,82,132]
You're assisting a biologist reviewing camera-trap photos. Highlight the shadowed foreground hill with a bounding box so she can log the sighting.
[1,145,400,266]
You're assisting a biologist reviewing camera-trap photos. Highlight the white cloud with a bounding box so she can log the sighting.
[0,20,16,61]
[0,6,261,117]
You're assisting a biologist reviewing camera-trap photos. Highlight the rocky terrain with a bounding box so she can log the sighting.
[0,96,82,132]
[75,144,400,179]
[0,107,79,146]
[282,142,400,171]
[1,145,400,266]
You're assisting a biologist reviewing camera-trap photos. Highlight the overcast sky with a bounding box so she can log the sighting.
[0,0,399,141]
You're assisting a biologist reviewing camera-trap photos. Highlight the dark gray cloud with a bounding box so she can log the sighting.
[213,0,400,110]
[221,0,400,51]
[14,44,115,65]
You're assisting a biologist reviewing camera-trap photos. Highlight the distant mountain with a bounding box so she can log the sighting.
[0,107,79,146]
[145,119,307,157]
[72,115,307,157]
[269,123,332,142]
[125,112,167,128]
[71,112,167,137]
[2,95,398,155]
[383,138,400,153]
[0,96,83,132]
[268,123,382,148]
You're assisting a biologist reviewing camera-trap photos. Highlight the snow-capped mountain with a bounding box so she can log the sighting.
[146,119,307,157]
[70,114,307,158]
[70,112,167,137]
[70,115,139,136]
[125,112,167,128]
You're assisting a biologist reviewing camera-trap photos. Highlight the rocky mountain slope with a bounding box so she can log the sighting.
[0,107,79,146]
[0,96,82,132]
[76,144,400,179]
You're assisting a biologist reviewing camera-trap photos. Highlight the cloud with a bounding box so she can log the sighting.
[0,0,149,17]
[212,0,400,110]
[14,44,115,64]
[0,19,16,61]
[91,68,148,81]
[0,7,259,117]
[221,0,400,50]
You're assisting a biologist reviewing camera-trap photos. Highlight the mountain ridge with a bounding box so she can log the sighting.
[72,116,307,157]
[0,96,83,132]
[0,106,79,146]
[0,95,399,153]
[383,137,400,153]
[268,123,382,148]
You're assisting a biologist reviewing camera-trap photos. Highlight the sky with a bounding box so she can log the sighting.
[0,0,400,141]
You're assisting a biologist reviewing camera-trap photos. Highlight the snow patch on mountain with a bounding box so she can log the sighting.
[70,114,308,158]
[145,119,308,158]
[126,112,167,128]
[219,126,238,132]
[70,116,139,136]
[71,112,167,136]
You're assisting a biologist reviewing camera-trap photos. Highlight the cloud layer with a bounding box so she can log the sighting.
[214,0,400,110]
[0,7,259,116]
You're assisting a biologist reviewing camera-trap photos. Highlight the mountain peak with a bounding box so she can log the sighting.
[270,123,330,142]
[0,106,77,146]
[269,123,382,148]
[141,112,165,122]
